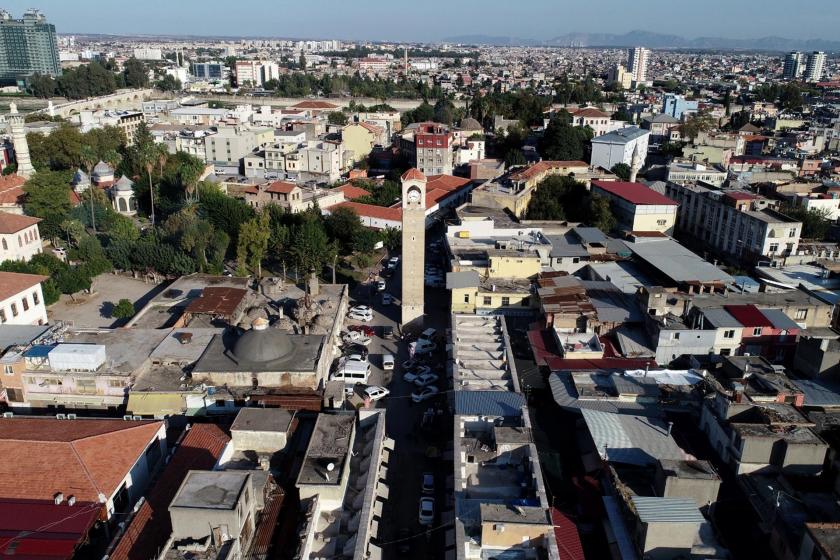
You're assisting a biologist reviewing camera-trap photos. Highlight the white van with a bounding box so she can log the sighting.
[331,362,371,385]
[420,328,437,341]
[382,353,395,370]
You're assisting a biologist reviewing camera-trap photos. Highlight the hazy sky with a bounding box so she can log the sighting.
[6,0,838,42]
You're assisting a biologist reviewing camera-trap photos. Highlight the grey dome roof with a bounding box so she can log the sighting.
[92,161,113,177]
[113,175,134,192]
[232,324,293,364]
[71,168,90,186]
[459,117,483,131]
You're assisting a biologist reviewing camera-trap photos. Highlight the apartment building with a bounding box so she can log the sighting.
[400,122,453,176]
[590,127,649,171]
[665,181,803,266]
[234,60,279,87]
[204,126,274,170]
[627,46,651,84]
[591,180,678,234]
[666,161,728,187]
[567,107,627,137]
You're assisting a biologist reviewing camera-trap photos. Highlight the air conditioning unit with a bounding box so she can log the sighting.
[132,415,142,420]
[123,415,133,421]
[55,413,66,420]
[66,413,77,419]
[2,412,13,418]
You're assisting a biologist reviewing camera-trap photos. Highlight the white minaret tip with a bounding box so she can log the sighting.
[9,102,17,115]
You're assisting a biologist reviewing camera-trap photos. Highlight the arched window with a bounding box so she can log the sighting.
[1,239,6,250]
[118,198,128,212]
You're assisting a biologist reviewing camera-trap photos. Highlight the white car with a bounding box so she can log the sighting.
[387,256,399,269]
[342,331,371,346]
[347,310,373,322]
[382,354,395,370]
[350,305,372,314]
[413,373,439,387]
[419,497,435,525]
[381,293,393,305]
[411,386,439,403]
[364,386,390,401]
[340,354,367,364]
[403,366,431,383]
[376,279,386,291]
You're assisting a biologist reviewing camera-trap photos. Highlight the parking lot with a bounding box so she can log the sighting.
[338,237,454,559]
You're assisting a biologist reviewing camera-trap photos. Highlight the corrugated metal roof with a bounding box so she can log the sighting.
[630,496,705,524]
[550,507,585,560]
[454,390,525,417]
[700,307,741,328]
[548,373,662,417]
[793,379,840,407]
[760,308,801,331]
[627,240,733,284]
[581,409,687,465]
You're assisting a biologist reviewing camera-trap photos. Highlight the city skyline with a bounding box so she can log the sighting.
[4,0,840,44]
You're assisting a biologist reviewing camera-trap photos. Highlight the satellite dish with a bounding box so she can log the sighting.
[327,462,335,472]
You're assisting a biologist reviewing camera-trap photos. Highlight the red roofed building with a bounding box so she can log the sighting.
[0,499,101,559]
[591,180,678,234]
[0,211,41,262]
[325,201,403,230]
[0,174,26,214]
[0,418,167,521]
[0,271,48,325]
[332,182,372,201]
[725,305,801,362]
[550,507,585,560]
[108,424,230,560]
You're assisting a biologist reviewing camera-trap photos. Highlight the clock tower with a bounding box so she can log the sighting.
[400,168,427,327]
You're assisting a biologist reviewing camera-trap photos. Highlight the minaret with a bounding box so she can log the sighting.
[8,102,34,179]
[400,168,427,327]
[629,142,642,183]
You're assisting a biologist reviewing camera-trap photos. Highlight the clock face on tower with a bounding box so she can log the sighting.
[407,186,422,204]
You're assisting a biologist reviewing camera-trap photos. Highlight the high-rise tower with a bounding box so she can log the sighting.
[805,51,826,83]
[8,102,33,178]
[783,51,806,80]
[400,168,427,327]
[627,47,650,85]
[0,9,59,84]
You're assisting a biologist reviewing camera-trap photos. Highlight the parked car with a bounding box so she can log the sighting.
[347,310,373,322]
[342,344,369,358]
[350,305,372,314]
[381,292,393,305]
[411,386,439,403]
[413,373,439,387]
[387,256,400,269]
[349,325,376,337]
[376,279,386,291]
[342,331,371,346]
[339,354,367,365]
[422,473,435,495]
[402,358,427,370]
[382,354,395,370]
[381,325,395,339]
[413,340,437,355]
[364,386,390,401]
[419,497,435,525]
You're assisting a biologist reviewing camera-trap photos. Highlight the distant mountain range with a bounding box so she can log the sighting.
[442,30,840,52]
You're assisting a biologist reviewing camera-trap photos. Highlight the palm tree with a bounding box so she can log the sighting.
[79,144,97,234]
[179,157,205,203]
[137,143,158,225]
[155,143,168,180]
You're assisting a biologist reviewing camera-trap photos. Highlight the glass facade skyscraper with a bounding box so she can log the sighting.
[0,9,60,84]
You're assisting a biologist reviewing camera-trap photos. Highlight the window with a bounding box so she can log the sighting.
[572,257,580,264]
[3,365,12,374]
[1,239,5,250]
[501,297,510,306]
[21,297,28,312]
[483,296,491,305]
[789,228,797,238]
[795,309,807,320]
[463,293,470,303]
[671,332,681,340]
[0,309,5,323]
[107,379,126,388]
[10,303,17,317]
[769,243,779,253]
[724,330,735,339]
[657,219,667,226]
[753,327,762,336]
[720,348,731,356]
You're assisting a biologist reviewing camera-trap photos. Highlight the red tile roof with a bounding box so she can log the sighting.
[333,183,372,200]
[0,271,47,302]
[724,304,771,328]
[0,211,40,234]
[265,180,298,194]
[0,175,25,206]
[550,507,585,560]
[724,192,757,201]
[328,201,402,223]
[570,107,611,119]
[108,424,230,560]
[290,100,338,110]
[401,168,427,182]
[185,287,248,317]
[0,419,163,504]
[0,499,101,560]
[356,121,384,134]
[591,180,678,206]
[426,174,471,192]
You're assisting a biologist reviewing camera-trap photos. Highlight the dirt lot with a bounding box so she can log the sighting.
[48,274,165,328]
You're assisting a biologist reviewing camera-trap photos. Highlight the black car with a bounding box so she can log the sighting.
[342,344,369,358]
[380,325,394,339]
